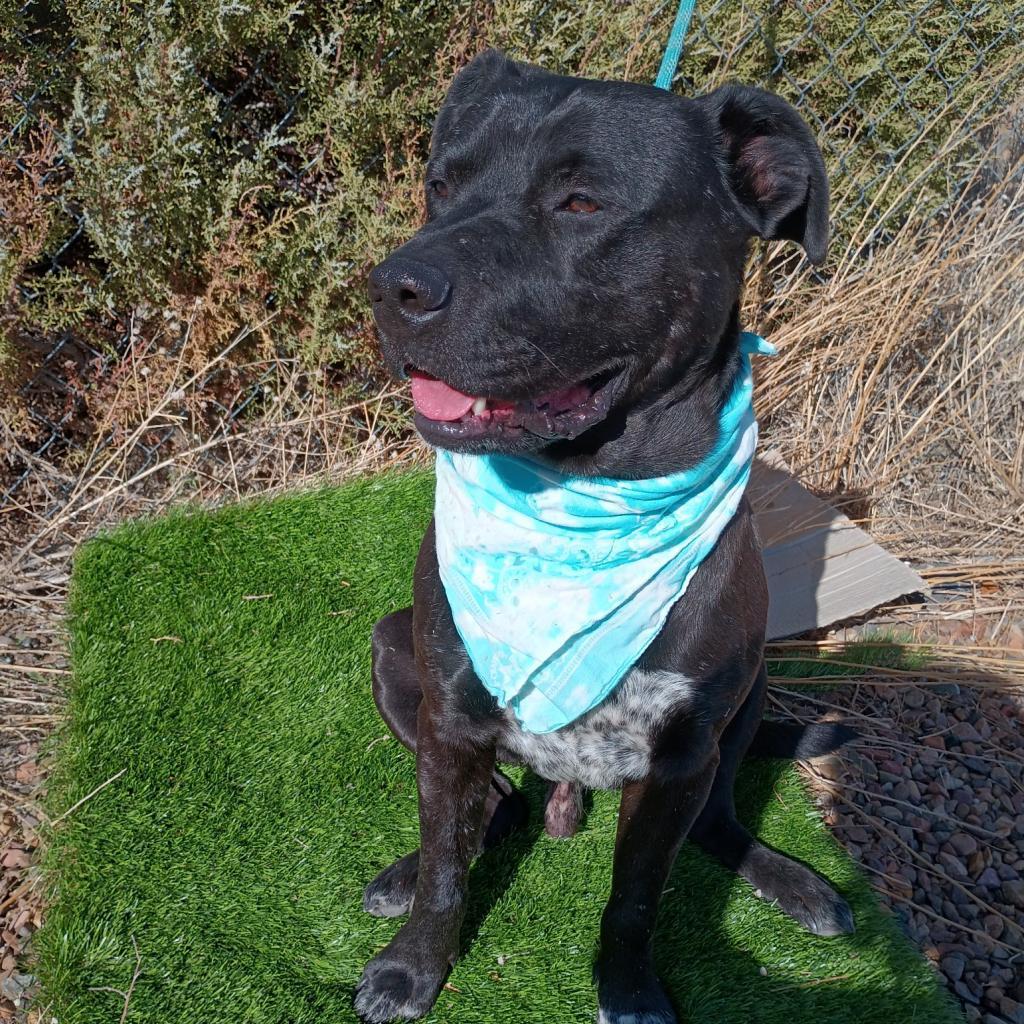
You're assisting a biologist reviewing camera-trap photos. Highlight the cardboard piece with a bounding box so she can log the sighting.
[748,454,927,640]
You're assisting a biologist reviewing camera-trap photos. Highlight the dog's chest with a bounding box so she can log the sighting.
[497,669,695,789]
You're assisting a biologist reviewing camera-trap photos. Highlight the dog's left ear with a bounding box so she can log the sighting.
[697,84,830,265]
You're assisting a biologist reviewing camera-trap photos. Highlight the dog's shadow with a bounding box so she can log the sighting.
[457,760,945,1024]
[459,773,553,949]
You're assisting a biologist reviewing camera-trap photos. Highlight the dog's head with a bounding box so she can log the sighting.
[369,50,828,469]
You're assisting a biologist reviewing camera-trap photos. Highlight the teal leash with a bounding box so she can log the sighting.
[653,0,696,90]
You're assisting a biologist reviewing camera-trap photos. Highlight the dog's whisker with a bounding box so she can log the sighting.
[519,335,572,381]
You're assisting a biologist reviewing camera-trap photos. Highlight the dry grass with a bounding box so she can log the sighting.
[767,638,1024,690]
[5,125,1023,563]
[747,105,1024,566]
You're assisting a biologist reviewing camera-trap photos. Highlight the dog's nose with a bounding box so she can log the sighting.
[368,257,452,321]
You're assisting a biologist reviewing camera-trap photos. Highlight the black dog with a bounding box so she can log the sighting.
[358,49,852,1024]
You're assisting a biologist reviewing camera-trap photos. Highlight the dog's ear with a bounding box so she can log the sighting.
[445,48,519,104]
[697,84,830,265]
[432,49,519,151]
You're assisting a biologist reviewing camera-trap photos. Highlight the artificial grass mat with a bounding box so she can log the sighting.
[42,470,962,1024]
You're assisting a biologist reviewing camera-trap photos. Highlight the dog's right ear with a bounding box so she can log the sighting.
[432,49,520,151]
[445,49,519,104]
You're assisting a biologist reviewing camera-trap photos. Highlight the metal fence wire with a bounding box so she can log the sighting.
[666,0,1021,219]
[2,0,1023,521]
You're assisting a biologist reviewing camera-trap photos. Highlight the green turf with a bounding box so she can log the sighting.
[766,633,930,682]
[40,470,961,1024]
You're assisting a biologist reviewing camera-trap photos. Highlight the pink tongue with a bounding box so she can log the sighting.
[409,372,477,421]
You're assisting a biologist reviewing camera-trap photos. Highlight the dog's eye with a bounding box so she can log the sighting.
[563,193,599,214]
[428,179,449,199]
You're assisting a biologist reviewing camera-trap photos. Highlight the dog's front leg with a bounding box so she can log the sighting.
[596,731,719,1024]
[355,700,495,1023]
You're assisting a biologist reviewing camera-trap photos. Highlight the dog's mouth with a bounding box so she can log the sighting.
[407,367,619,448]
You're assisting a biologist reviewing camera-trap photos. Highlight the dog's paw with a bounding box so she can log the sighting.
[354,941,447,1023]
[748,853,854,937]
[597,966,677,1024]
[363,851,419,918]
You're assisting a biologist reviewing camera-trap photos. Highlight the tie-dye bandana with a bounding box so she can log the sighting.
[434,332,774,734]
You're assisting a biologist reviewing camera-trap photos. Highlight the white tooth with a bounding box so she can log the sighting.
[472,396,487,415]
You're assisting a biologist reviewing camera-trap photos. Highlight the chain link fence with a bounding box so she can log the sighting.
[2,0,1023,531]
[677,0,1021,222]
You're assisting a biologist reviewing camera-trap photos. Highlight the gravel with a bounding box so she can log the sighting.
[785,681,1024,1024]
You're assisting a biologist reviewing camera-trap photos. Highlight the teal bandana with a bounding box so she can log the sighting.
[434,332,774,734]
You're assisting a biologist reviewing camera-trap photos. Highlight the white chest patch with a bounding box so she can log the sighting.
[497,669,696,790]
